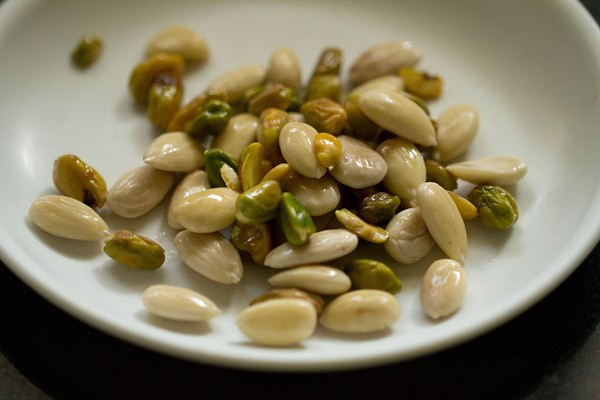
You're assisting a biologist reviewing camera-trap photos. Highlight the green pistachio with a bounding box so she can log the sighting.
[425,159,458,191]
[103,230,165,270]
[230,220,272,265]
[301,98,348,135]
[280,192,316,246]
[345,259,402,294]
[343,91,381,141]
[204,148,238,188]
[53,154,108,208]
[129,53,184,105]
[467,184,519,230]
[358,192,401,225]
[238,142,273,192]
[311,47,343,76]
[166,90,226,132]
[71,33,103,68]
[304,74,342,103]
[184,99,232,140]
[256,108,291,164]
[247,83,296,115]
[399,67,444,99]
[235,180,282,224]
[147,74,184,130]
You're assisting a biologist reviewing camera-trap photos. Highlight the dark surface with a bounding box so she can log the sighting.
[2,1,600,399]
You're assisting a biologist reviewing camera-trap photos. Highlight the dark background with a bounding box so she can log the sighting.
[1,1,600,399]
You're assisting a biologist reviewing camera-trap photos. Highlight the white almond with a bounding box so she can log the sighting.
[267,47,302,90]
[279,122,327,179]
[142,284,221,322]
[205,63,267,104]
[167,170,211,230]
[145,26,209,64]
[384,208,435,264]
[420,259,467,319]
[377,137,426,203]
[359,88,437,147]
[350,40,422,86]
[174,230,243,284]
[431,105,479,162]
[29,195,110,241]
[172,187,238,233]
[143,131,204,172]
[211,113,259,160]
[282,171,341,216]
[329,135,388,189]
[268,265,352,295]
[264,229,359,269]
[446,156,528,186]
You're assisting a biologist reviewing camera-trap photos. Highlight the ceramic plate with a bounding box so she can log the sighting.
[1,0,599,371]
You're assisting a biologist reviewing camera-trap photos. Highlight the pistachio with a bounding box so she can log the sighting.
[185,99,233,140]
[416,182,468,265]
[246,83,296,115]
[431,105,479,162]
[279,122,327,179]
[205,63,268,104]
[329,135,388,189]
[446,156,528,186]
[103,229,165,270]
[280,192,316,246]
[147,74,184,130]
[251,288,325,316]
[425,159,458,191]
[71,33,103,68]
[334,208,389,243]
[143,131,204,172]
[237,298,317,347]
[238,142,272,192]
[235,180,282,224]
[282,171,341,217]
[142,284,221,322]
[420,259,467,319]
[359,88,437,147]
[174,230,243,284]
[398,67,444,99]
[264,229,359,269]
[447,191,478,220]
[211,113,259,160]
[358,192,401,225]
[203,148,238,188]
[166,91,226,132]
[28,195,110,241]
[106,165,175,218]
[167,170,211,230]
[350,40,422,86]
[304,74,343,103]
[343,90,381,141]
[267,47,302,90]
[376,137,426,204]
[129,53,184,105]
[319,289,400,333]
[467,185,519,230]
[145,26,209,65]
[313,133,342,170]
[172,187,238,233]
[53,154,107,208]
[345,259,402,294]
[268,266,352,296]
[230,220,272,265]
[256,108,291,165]
[384,207,435,264]
[261,163,292,184]
[300,98,347,135]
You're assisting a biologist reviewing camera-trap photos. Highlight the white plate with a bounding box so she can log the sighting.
[1,0,599,372]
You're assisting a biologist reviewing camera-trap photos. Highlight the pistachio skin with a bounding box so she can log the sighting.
[345,259,402,294]
[425,159,458,191]
[230,221,272,265]
[129,53,184,105]
[185,99,233,140]
[279,192,316,246]
[71,33,103,68]
[300,98,348,135]
[103,230,165,271]
[358,192,401,225]
[53,154,107,208]
[467,185,519,230]
[147,74,184,130]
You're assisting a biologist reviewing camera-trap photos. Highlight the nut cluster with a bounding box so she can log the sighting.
[28,28,528,347]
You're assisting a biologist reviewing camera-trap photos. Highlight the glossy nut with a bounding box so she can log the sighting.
[204,148,238,188]
[235,180,282,224]
[143,131,204,172]
[350,40,422,86]
[329,135,388,189]
[425,159,458,191]
[399,67,443,99]
[129,53,184,105]
[313,133,342,170]
[279,192,316,246]
[238,142,273,192]
[251,288,325,316]
[103,229,165,270]
[334,208,389,243]
[53,154,107,208]
[185,99,233,140]
[279,122,327,179]
[447,191,478,221]
[166,91,226,133]
[145,26,209,64]
[205,63,268,104]
[300,98,347,135]
[230,220,272,265]
[431,105,479,163]
[467,185,519,230]
[268,266,351,296]
[267,47,302,90]
[172,187,238,233]
[211,113,259,160]
[384,207,435,264]
[167,170,211,230]
[146,74,184,129]
[71,33,103,68]
[142,284,221,322]
[420,259,467,319]
[446,156,528,186]
[345,259,402,294]
[246,83,296,115]
[256,108,291,165]
[282,171,341,216]
[358,192,401,225]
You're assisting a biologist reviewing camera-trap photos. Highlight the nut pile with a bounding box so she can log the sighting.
[29,26,528,347]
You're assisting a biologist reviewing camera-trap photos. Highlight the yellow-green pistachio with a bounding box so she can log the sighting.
[147,74,184,130]
[103,229,165,271]
[343,91,381,142]
[279,121,327,179]
[250,287,325,316]
[280,192,316,246]
[129,53,185,105]
[145,26,209,65]
[300,98,348,135]
[246,83,298,115]
[235,180,282,224]
[256,108,291,165]
[358,191,401,225]
[204,63,267,104]
[172,187,238,233]
[230,220,272,265]
[350,39,422,86]
[53,154,107,208]
[345,259,402,294]
[420,259,467,319]
[330,135,387,189]
[319,289,400,333]
[467,184,519,230]
[311,47,343,76]
[261,163,292,184]
[185,99,233,140]
[431,105,479,162]
[211,113,259,160]
[267,47,302,91]
[313,132,342,170]
[425,159,458,191]
[28,195,110,241]
[446,156,528,186]
[448,191,478,220]
[282,171,341,217]
[166,91,226,132]
[204,148,238,188]
[304,74,342,103]
[71,33,103,68]
[143,131,205,172]
[238,142,273,192]
[334,208,389,243]
[399,67,443,99]
[142,284,220,322]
